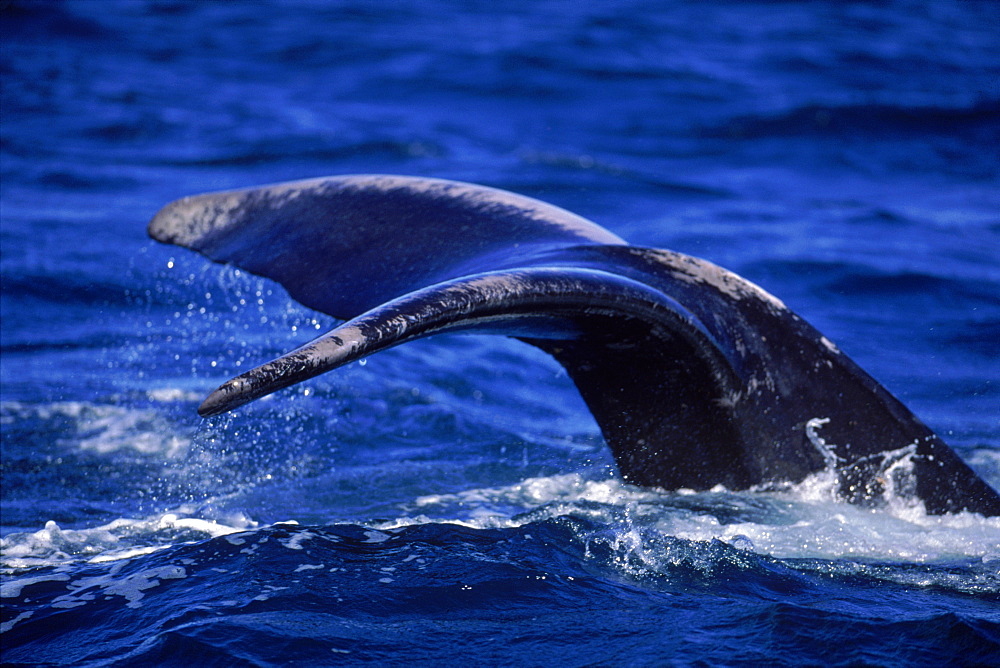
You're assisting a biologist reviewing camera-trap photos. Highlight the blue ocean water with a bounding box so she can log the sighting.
[2,0,999,664]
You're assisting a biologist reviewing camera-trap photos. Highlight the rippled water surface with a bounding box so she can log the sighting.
[2,1,999,665]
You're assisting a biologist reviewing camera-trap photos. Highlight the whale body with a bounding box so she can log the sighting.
[148,175,1000,516]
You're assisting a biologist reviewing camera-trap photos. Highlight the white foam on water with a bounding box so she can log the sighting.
[3,452,996,596]
[1,400,191,456]
[279,530,319,550]
[50,565,189,610]
[392,471,1000,564]
[1,513,253,572]
[409,473,658,520]
[665,500,1000,563]
[294,563,325,572]
[0,611,35,634]
[1,573,72,599]
[362,530,392,544]
[146,388,205,403]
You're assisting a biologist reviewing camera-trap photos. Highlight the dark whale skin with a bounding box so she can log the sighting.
[149,175,1000,516]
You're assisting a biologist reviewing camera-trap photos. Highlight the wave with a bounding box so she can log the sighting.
[3,511,998,664]
[5,466,998,575]
[160,138,447,169]
[1,0,116,42]
[0,273,133,308]
[701,100,1000,141]
[744,259,1000,305]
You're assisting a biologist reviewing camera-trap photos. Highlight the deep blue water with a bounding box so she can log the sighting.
[2,0,999,665]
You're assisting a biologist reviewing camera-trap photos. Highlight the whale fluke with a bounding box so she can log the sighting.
[149,175,1000,516]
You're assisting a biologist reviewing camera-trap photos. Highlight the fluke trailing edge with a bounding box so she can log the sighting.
[148,175,1000,516]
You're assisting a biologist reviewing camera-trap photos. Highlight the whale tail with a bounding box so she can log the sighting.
[149,175,1000,516]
